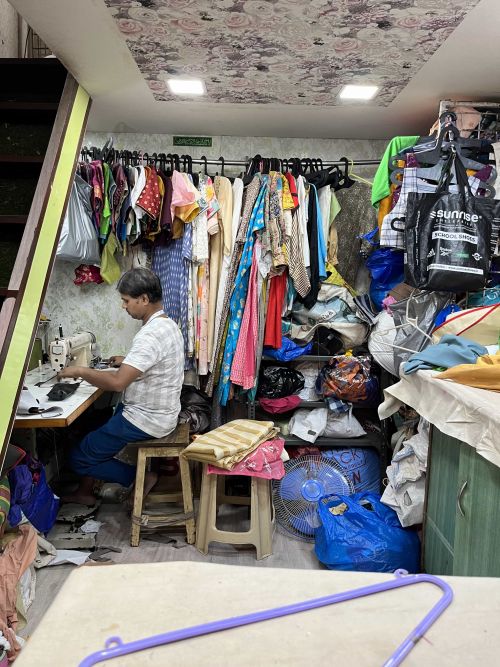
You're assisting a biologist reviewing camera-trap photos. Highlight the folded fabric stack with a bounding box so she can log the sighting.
[207,438,285,480]
[181,419,278,470]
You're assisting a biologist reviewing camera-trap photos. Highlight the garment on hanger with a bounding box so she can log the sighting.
[371,136,420,207]
[217,181,267,405]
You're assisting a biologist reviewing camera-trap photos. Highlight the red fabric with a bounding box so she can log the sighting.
[284,172,299,208]
[207,438,285,480]
[73,264,103,285]
[136,166,161,219]
[259,395,302,414]
[263,272,287,349]
[289,446,321,458]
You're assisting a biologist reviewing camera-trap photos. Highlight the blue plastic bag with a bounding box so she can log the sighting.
[323,448,380,493]
[365,247,404,311]
[314,492,420,573]
[9,460,59,533]
[264,337,312,362]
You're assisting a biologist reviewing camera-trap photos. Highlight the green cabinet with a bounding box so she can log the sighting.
[424,427,500,576]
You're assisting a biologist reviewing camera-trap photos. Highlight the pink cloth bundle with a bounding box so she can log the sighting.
[207,438,285,480]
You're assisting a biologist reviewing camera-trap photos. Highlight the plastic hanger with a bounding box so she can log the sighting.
[348,159,373,187]
[335,157,356,190]
[414,115,487,170]
[218,156,225,177]
[370,291,434,354]
[291,157,303,178]
[243,154,262,185]
[79,569,453,667]
[200,155,208,176]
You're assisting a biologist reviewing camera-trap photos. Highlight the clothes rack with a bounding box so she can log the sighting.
[79,146,380,170]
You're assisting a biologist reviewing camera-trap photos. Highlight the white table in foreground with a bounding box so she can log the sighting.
[13,366,105,429]
[17,562,500,666]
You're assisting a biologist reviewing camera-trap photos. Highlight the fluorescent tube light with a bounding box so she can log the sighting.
[167,78,206,96]
[339,85,379,100]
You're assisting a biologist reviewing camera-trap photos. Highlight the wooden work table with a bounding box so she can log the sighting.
[16,562,500,666]
[13,365,106,429]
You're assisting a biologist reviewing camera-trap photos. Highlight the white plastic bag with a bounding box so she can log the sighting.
[323,407,366,438]
[57,174,100,264]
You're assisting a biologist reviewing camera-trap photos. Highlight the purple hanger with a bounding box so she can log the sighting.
[79,569,453,667]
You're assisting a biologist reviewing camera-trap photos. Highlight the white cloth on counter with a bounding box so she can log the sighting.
[379,368,500,469]
[17,387,64,417]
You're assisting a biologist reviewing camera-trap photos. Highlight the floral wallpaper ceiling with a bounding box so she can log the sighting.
[105,0,479,106]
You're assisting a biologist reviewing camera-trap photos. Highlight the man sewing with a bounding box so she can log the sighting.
[58,267,184,505]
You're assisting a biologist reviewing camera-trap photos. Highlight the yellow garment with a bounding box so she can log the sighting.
[281,175,295,210]
[171,217,184,239]
[207,176,231,360]
[182,419,279,469]
[327,192,341,265]
[324,262,357,296]
[377,187,396,232]
[100,232,121,284]
[437,352,500,392]
[175,173,200,222]
[215,176,233,257]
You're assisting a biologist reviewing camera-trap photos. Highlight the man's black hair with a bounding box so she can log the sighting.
[117,268,162,303]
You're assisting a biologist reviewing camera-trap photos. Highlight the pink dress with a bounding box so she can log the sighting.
[230,246,259,390]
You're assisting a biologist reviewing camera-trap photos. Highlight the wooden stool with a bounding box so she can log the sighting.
[128,423,195,547]
[195,464,273,560]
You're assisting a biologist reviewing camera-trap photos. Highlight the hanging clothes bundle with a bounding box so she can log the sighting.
[75,147,377,392]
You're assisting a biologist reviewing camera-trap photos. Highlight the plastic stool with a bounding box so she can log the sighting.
[127,423,195,547]
[195,464,273,560]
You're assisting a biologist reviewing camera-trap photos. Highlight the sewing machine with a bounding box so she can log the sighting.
[49,331,94,372]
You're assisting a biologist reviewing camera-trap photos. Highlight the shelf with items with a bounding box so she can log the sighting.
[283,432,383,450]
[262,354,334,362]
[251,348,389,488]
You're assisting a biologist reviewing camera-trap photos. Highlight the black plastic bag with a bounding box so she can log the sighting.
[257,366,305,399]
[405,153,499,292]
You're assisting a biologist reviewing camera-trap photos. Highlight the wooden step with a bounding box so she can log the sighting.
[0,155,44,164]
[0,101,59,111]
[0,215,28,225]
[0,59,67,102]
[0,288,19,298]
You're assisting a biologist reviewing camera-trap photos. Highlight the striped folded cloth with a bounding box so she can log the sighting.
[182,419,279,470]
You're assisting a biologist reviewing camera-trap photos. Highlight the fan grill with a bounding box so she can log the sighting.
[272,454,354,542]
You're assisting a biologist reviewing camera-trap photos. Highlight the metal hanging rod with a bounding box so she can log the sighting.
[80,146,380,168]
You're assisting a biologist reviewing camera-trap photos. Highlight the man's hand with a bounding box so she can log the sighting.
[109,355,125,368]
[57,367,84,381]
[56,363,141,392]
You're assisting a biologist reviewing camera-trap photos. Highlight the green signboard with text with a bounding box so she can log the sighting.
[173,136,212,147]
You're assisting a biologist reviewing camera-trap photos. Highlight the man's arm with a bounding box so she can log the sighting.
[57,363,142,392]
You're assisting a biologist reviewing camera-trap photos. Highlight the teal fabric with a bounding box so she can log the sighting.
[404,334,487,374]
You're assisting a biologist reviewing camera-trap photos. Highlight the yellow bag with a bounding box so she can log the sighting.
[432,303,500,346]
